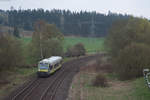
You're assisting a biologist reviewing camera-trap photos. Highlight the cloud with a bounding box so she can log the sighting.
[0,0,12,1]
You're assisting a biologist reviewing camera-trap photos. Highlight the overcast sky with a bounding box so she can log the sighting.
[0,0,149,19]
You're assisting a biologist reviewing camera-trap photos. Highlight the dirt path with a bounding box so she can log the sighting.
[4,54,101,100]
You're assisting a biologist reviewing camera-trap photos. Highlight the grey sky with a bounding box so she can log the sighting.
[0,0,149,19]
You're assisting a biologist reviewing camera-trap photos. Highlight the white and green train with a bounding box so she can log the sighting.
[37,56,63,77]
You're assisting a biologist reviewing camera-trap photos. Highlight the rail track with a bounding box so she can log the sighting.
[11,78,41,100]
[9,65,71,100]
[40,67,70,100]
[5,54,102,100]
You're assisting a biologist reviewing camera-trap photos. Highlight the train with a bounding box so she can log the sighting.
[37,56,63,77]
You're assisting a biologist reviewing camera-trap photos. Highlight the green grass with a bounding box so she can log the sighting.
[22,37,32,44]
[21,37,105,53]
[64,37,105,53]
[132,78,150,100]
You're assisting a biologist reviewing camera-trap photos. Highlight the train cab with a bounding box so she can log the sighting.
[37,56,62,77]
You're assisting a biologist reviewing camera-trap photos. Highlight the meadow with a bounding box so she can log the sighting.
[22,37,105,53]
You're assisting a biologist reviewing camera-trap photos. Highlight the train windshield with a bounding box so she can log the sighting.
[39,63,49,69]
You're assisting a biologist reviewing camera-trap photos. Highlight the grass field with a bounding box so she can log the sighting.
[22,37,105,53]
[22,37,32,44]
[63,37,105,53]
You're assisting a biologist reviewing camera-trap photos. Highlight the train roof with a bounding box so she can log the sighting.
[39,56,62,65]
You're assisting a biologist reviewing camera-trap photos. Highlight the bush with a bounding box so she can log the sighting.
[92,73,108,87]
[115,43,150,80]
[0,34,23,71]
[66,43,86,57]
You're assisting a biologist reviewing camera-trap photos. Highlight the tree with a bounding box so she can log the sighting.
[106,17,150,80]
[30,20,64,63]
[115,43,150,80]
[106,17,150,57]
[66,43,86,57]
[0,34,23,71]
[13,26,20,38]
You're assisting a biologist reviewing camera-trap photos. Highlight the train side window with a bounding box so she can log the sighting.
[55,64,57,68]
[60,61,63,64]
[54,63,59,68]
[49,65,52,70]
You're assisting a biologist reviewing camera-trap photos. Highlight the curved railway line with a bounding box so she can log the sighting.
[12,78,41,100]
[5,54,101,100]
[9,67,69,100]
[40,67,70,100]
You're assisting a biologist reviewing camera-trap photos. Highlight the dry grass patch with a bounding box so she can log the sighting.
[68,55,139,100]
[68,72,135,100]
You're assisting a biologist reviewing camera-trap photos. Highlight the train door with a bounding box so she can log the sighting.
[49,64,53,73]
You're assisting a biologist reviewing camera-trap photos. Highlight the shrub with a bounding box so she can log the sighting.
[115,43,150,80]
[92,73,108,87]
[66,43,86,57]
[0,34,23,71]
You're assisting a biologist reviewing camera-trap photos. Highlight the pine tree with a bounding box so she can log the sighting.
[13,26,20,38]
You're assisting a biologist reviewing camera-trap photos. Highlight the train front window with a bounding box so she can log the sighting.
[39,63,49,69]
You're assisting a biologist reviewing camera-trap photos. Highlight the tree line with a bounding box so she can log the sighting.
[0,9,129,37]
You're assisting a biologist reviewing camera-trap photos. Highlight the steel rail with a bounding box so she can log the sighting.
[11,78,39,100]
[39,68,68,100]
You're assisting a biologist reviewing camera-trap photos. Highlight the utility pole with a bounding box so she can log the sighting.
[78,20,82,30]
[37,21,44,59]
[91,14,95,37]
[60,14,64,32]
[39,31,43,59]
